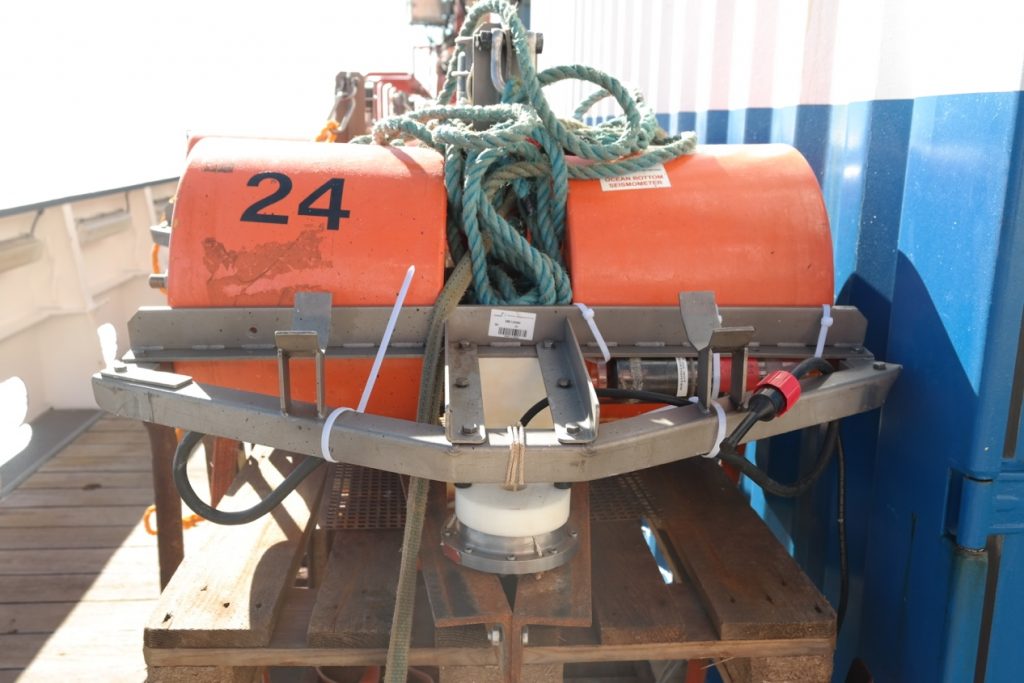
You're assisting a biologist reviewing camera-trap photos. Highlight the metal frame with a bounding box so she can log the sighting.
[92,356,897,484]
[93,300,899,484]
[122,304,871,363]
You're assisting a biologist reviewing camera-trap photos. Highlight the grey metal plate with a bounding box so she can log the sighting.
[124,305,868,362]
[99,364,193,390]
[445,340,487,444]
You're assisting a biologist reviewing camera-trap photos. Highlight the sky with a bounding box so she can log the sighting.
[0,0,429,210]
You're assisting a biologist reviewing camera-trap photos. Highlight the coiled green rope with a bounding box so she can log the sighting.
[358,0,697,306]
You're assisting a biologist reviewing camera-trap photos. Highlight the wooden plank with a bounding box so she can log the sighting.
[0,546,155,575]
[0,633,47,668]
[38,455,152,472]
[522,638,834,666]
[514,483,592,629]
[87,418,148,432]
[145,421,185,589]
[0,505,147,527]
[56,442,151,457]
[4,627,149,681]
[0,486,154,508]
[639,460,835,640]
[307,530,402,647]
[148,667,260,683]
[1,599,155,636]
[309,540,439,650]
[71,430,153,446]
[0,524,154,550]
[421,481,512,628]
[0,571,159,603]
[720,655,832,683]
[16,471,154,489]
[207,437,242,507]
[143,636,832,669]
[590,521,713,646]
[144,451,325,649]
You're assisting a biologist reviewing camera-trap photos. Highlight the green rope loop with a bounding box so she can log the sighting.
[359,0,696,305]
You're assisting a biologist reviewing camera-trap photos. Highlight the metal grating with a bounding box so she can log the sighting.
[323,462,406,530]
[590,471,662,523]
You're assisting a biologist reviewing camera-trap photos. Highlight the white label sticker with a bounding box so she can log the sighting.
[599,164,671,192]
[488,309,537,341]
[675,357,689,397]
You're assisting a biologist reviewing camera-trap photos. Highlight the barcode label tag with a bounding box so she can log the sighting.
[488,309,537,341]
[675,357,689,397]
[599,164,671,191]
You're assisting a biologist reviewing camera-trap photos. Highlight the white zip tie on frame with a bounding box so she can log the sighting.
[690,396,727,458]
[320,265,416,463]
[814,303,833,358]
[574,302,611,362]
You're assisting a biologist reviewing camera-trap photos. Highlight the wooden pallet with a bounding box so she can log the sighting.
[144,455,835,683]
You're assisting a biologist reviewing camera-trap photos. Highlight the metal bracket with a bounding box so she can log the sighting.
[149,223,171,247]
[275,292,332,418]
[445,313,600,445]
[536,320,600,444]
[100,362,192,390]
[679,292,755,411]
[445,338,487,444]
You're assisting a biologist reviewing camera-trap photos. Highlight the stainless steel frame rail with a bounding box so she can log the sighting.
[92,301,899,484]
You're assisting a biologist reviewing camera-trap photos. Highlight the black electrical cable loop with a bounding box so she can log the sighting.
[519,387,695,426]
[519,367,840,499]
[717,421,838,498]
[172,430,325,525]
[789,355,834,381]
[716,356,837,478]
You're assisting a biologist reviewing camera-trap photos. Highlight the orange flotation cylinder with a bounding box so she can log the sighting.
[167,138,447,418]
[565,144,833,306]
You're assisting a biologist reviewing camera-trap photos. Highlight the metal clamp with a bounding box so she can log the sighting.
[679,291,755,411]
[275,292,332,418]
[444,313,600,445]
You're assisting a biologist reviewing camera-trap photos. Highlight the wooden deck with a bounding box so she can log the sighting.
[0,417,166,682]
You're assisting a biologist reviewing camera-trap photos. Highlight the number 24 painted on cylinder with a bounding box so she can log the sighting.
[240,172,351,231]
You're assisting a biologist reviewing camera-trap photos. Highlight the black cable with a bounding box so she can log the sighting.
[718,358,836,457]
[836,431,849,632]
[173,430,324,525]
[790,355,834,380]
[519,387,694,426]
[718,421,838,498]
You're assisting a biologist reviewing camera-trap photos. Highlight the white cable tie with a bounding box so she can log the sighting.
[814,303,833,358]
[689,396,727,458]
[574,302,611,362]
[710,352,722,399]
[320,265,416,463]
[358,265,416,413]
[320,407,354,463]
